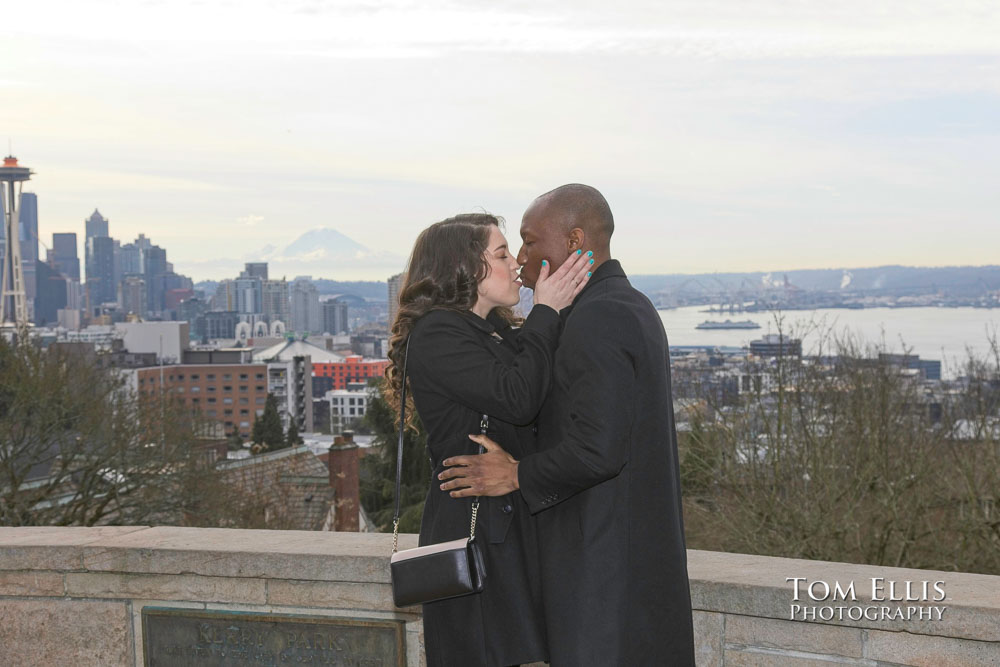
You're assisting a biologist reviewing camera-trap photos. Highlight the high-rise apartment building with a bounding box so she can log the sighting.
[322,298,349,335]
[267,356,314,433]
[213,280,236,311]
[262,278,289,325]
[290,277,321,334]
[387,272,404,328]
[119,276,147,316]
[244,262,268,280]
[234,275,262,315]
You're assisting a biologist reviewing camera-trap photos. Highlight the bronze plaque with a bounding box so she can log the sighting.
[141,607,406,667]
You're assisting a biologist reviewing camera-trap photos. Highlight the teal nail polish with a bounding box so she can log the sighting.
[587,271,592,277]
[542,260,548,266]
[576,249,582,255]
[587,251,593,257]
[589,259,594,264]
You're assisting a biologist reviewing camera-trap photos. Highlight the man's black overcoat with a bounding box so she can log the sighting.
[517,260,696,666]
[407,306,559,667]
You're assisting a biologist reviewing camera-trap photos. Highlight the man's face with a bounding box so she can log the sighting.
[516,201,572,290]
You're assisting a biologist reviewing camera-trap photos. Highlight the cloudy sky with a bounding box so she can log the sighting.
[5,1,999,281]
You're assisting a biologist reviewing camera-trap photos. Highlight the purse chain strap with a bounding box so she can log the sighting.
[468,415,488,539]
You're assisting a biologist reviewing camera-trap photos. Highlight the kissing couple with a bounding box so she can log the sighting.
[386,184,695,667]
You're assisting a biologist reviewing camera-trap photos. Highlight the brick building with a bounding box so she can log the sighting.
[135,363,269,438]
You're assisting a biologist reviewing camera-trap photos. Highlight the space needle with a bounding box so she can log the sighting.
[1,154,33,328]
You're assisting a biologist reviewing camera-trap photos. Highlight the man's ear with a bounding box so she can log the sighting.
[567,228,585,252]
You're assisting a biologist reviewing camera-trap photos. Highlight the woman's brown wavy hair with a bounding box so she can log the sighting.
[385,213,518,430]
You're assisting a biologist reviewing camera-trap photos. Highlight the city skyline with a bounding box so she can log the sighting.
[5,1,1000,280]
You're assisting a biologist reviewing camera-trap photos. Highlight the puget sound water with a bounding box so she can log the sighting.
[658,306,999,378]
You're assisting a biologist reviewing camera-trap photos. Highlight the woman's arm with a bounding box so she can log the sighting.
[408,307,560,425]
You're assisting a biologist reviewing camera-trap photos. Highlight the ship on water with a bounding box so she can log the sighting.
[695,319,762,330]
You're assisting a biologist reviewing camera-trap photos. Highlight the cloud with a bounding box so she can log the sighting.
[238,214,264,227]
[13,1,1000,60]
[17,1,1000,280]
[39,166,233,194]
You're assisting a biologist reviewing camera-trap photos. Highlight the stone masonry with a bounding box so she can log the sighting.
[1,527,998,666]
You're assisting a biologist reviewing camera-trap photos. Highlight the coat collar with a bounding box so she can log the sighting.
[575,258,625,299]
[556,259,625,320]
[457,308,496,334]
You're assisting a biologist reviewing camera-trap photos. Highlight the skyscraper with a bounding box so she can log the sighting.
[34,260,67,326]
[322,298,349,335]
[85,209,108,240]
[112,238,122,293]
[51,233,80,281]
[387,272,404,328]
[86,236,116,306]
[118,242,143,277]
[84,209,112,309]
[290,277,321,334]
[234,275,263,315]
[213,280,236,311]
[119,276,147,316]
[18,193,38,304]
[262,278,290,326]
[244,262,268,280]
[144,244,167,313]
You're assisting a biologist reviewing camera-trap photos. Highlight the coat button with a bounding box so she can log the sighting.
[502,504,513,514]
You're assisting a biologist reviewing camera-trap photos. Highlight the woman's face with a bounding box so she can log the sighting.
[474,225,522,315]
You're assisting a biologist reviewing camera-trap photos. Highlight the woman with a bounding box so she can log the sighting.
[386,213,591,666]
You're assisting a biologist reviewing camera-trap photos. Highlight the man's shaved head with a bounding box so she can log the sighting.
[532,183,614,245]
[516,183,615,289]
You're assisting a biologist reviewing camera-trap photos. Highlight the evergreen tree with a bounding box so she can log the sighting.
[285,421,303,448]
[250,415,264,447]
[256,394,285,452]
[360,379,431,532]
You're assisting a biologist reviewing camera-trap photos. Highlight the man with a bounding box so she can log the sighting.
[439,184,696,665]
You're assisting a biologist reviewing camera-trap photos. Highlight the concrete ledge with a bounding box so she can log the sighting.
[1,528,998,666]
[687,549,1000,643]
[77,527,418,583]
[65,572,268,605]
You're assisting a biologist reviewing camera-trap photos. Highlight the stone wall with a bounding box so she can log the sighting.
[1,527,998,666]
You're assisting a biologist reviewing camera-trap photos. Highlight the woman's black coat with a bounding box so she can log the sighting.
[406,305,561,667]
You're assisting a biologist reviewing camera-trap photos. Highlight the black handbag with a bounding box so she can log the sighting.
[390,341,487,607]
